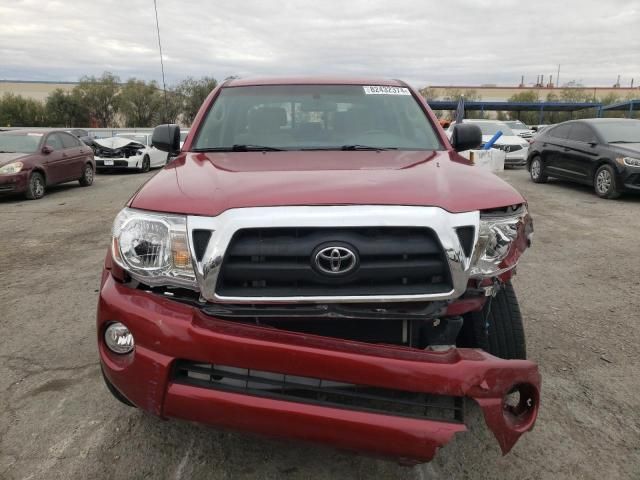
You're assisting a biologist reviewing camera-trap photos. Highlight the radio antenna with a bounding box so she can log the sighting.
[153,0,170,123]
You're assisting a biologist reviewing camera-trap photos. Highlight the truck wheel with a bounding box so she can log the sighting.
[25,171,46,200]
[462,281,527,359]
[101,367,135,407]
[529,156,548,183]
[594,164,621,199]
[140,155,150,173]
[79,163,94,186]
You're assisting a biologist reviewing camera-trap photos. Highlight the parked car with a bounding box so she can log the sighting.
[526,118,640,199]
[0,129,95,199]
[447,120,531,166]
[92,133,167,172]
[504,120,535,139]
[65,128,90,139]
[98,78,539,464]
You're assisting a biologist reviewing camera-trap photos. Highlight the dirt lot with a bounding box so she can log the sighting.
[1,168,639,479]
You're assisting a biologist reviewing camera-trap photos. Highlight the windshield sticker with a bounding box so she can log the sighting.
[363,86,411,95]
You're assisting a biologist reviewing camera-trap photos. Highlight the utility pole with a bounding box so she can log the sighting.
[556,65,560,88]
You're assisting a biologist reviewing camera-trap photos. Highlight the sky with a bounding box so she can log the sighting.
[1,0,639,89]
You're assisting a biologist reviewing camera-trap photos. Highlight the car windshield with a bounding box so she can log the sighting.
[192,84,443,151]
[594,121,640,143]
[505,121,528,130]
[470,122,515,136]
[0,132,42,153]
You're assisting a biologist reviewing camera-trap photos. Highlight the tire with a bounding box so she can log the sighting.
[594,164,621,199]
[25,171,46,200]
[529,156,548,183]
[79,163,94,186]
[462,281,527,359]
[101,367,135,407]
[140,155,150,173]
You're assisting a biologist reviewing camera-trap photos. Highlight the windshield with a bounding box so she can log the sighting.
[193,85,442,151]
[0,132,42,153]
[594,121,640,143]
[505,121,528,130]
[469,122,515,136]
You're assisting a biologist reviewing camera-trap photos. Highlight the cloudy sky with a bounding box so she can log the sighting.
[1,0,639,88]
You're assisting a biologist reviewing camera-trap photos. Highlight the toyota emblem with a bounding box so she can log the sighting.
[313,245,358,275]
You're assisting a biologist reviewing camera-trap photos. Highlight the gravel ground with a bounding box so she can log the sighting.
[1,168,639,479]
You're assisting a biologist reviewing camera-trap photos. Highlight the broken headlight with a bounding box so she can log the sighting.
[469,204,532,278]
[111,208,197,289]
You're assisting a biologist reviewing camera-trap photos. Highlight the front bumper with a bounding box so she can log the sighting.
[0,171,28,194]
[98,274,540,463]
[95,156,142,169]
[504,151,528,166]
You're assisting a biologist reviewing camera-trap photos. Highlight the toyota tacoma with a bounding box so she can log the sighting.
[98,77,539,463]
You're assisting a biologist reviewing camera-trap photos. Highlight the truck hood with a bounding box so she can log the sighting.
[0,152,29,166]
[129,150,525,215]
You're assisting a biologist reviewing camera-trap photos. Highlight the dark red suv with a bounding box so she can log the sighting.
[98,78,539,463]
[0,129,95,199]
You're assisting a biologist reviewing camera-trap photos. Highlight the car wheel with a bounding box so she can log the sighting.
[140,155,150,173]
[101,367,135,407]
[79,163,94,186]
[25,171,46,200]
[461,281,526,359]
[529,156,548,183]
[594,164,621,199]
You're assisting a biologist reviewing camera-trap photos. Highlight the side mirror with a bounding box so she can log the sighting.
[450,124,482,152]
[42,145,54,154]
[151,124,181,154]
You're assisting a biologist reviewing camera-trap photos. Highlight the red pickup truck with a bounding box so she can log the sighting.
[97,77,539,463]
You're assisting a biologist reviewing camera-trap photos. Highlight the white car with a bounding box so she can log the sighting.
[503,120,535,139]
[93,133,167,172]
[447,120,530,166]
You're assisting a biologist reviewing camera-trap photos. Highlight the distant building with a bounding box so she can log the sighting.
[425,85,639,102]
[0,80,77,101]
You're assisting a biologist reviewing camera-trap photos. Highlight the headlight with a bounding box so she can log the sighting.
[619,156,640,167]
[0,162,24,174]
[469,205,532,278]
[111,208,196,289]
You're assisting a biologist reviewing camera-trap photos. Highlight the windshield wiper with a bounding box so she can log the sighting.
[231,144,284,151]
[0,150,16,153]
[341,145,398,151]
[608,140,638,144]
[191,145,284,152]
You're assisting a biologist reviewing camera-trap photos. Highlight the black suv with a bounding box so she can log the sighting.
[526,118,640,199]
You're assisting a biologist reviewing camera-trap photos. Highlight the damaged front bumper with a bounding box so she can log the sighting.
[98,275,540,463]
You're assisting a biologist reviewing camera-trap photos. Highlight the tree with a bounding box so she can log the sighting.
[74,72,121,127]
[506,90,540,125]
[440,89,483,119]
[119,79,162,127]
[0,93,46,127]
[45,88,89,127]
[175,76,218,125]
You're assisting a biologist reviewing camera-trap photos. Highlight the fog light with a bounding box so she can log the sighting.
[105,322,135,354]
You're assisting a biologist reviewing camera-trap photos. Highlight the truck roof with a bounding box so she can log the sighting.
[225,77,408,87]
